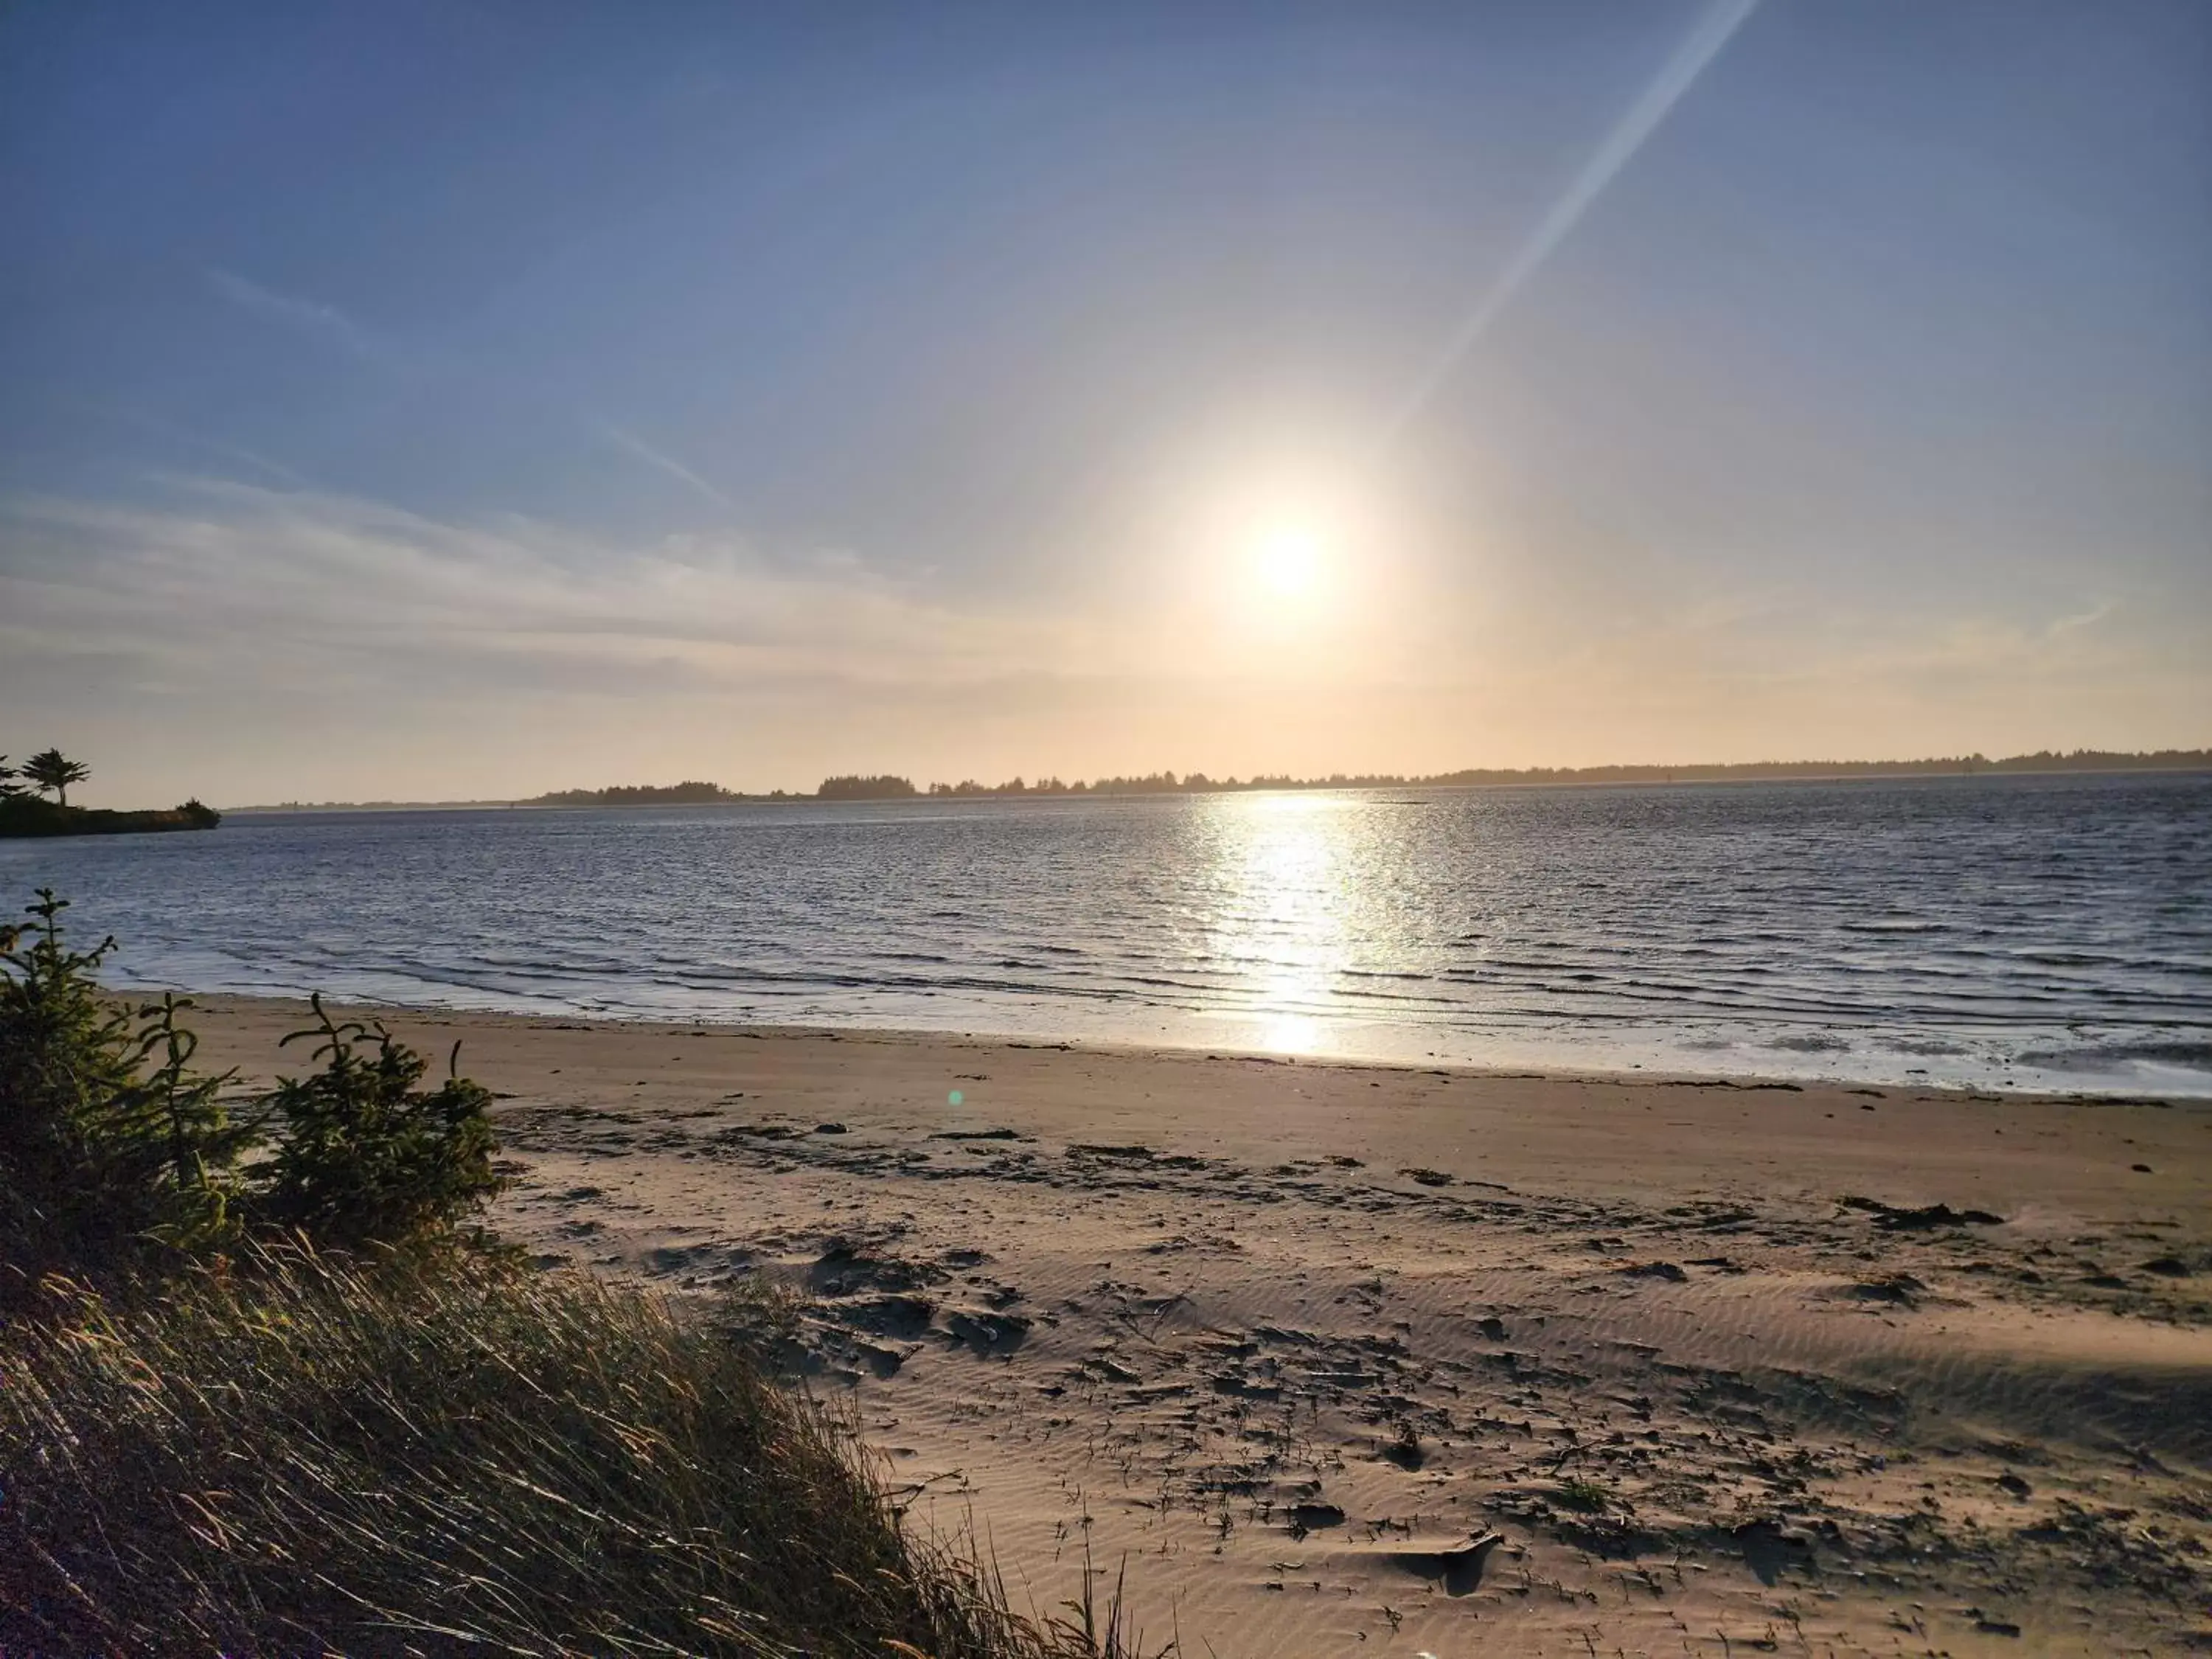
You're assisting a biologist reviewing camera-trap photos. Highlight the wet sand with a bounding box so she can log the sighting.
[189,998,2212,1657]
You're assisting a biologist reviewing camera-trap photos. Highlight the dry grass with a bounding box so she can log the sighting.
[0,1242,1122,1658]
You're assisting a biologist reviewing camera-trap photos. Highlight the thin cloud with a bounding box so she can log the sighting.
[198,280,728,511]
[97,403,314,490]
[204,267,380,361]
[0,484,1064,695]
[594,421,740,513]
[2047,599,2118,638]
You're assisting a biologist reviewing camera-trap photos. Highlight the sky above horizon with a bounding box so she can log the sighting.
[2,0,2207,806]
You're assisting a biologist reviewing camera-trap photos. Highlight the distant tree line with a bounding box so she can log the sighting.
[816,774,919,800]
[240,749,2212,813]
[1406,748,2212,787]
[804,748,2210,801]
[526,780,776,807]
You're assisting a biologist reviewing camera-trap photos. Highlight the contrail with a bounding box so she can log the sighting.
[595,420,739,513]
[1378,0,1761,452]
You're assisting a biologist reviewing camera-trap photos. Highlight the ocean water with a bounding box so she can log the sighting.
[4,771,2208,1096]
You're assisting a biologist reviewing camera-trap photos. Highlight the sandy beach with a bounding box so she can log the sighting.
[187,998,2212,1657]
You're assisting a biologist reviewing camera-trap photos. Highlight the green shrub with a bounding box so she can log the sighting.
[0,891,240,1271]
[0,793,67,834]
[121,991,242,1253]
[1,891,498,1266]
[257,995,504,1249]
[0,1242,1082,1658]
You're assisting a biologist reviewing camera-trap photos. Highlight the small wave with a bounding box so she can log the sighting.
[1765,1032,1851,1053]
[2014,1039,2212,1071]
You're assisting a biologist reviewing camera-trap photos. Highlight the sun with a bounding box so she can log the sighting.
[1248,521,1329,602]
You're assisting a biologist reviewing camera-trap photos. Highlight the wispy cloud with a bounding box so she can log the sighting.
[2046,598,2118,639]
[97,403,314,490]
[204,268,381,362]
[0,482,1065,698]
[593,422,739,513]
[201,271,735,515]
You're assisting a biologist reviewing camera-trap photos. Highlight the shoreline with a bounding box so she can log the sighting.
[178,995,2212,1653]
[181,995,2211,1218]
[184,991,2187,1106]
[154,990,2208,1106]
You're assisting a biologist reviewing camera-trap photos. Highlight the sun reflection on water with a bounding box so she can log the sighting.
[1199,792,1361,1054]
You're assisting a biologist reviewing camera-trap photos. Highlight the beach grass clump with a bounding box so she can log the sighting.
[1557,1478,1613,1514]
[0,1240,1077,1658]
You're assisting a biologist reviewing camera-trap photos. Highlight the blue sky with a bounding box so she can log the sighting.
[2,0,2205,802]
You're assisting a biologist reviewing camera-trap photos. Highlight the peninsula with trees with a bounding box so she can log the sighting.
[0,749,220,838]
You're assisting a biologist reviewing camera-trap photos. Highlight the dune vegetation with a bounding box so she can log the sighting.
[0,888,1124,1658]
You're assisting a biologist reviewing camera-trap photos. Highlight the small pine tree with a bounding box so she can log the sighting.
[124,993,244,1252]
[21,748,90,807]
[0,893,241,1265]
[0,891,137,1257]
[258,995,504,1248]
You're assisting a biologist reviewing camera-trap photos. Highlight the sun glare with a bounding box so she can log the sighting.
[1248,521,1329,602]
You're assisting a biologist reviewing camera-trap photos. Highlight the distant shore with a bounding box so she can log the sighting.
[222,748,2210,812]
[183,996,2212,1656]
[0,796,220,838]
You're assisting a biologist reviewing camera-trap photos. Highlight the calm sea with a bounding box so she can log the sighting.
[5,772,2207,1096]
